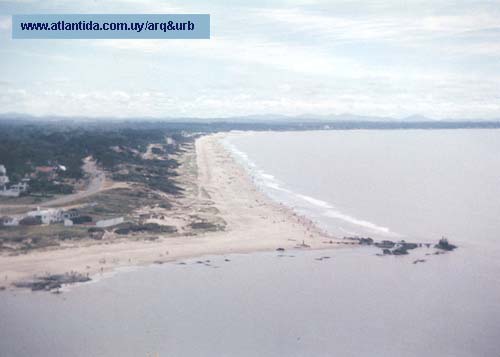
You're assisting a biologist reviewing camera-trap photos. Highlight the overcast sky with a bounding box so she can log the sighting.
[0,0,499,119]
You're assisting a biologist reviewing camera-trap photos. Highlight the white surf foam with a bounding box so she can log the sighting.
[295,193,334,209]
[322,209,392,235]
[222,134,398,238]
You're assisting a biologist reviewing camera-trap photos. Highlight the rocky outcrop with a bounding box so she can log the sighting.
[435,237,457,251]
[351,236,458,257]
[374,240,396,249]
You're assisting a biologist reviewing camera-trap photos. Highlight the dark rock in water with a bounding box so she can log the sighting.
[377,239,424,256]
[276,247,285,252]
[153,260,165,265]
[399,242,419,250]
[0,286,5,291]
[413,259,426,264]
[224,259,231,262]
[375,240,395,249]
[14,272,91,291]
[435,238,457,251]
[392,247,409,255]
[344,237,374,245]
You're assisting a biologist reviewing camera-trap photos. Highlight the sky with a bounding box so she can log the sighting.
[0,0,500,119]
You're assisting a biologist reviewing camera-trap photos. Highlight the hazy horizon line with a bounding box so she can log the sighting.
[1,112,500,123]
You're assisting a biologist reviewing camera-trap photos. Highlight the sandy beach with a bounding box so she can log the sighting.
[0,134,340,289]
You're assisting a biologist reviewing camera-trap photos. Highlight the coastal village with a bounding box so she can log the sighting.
[0,205,124,229]
[0,162,124,230]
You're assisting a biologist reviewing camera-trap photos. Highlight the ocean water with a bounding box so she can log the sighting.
[1,129,500,357]
[224,129,500,245]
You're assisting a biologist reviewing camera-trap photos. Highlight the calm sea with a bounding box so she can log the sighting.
[1,129,499,357]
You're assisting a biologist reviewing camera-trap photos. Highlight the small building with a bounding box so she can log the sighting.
[27,207,64,225]
[96,217,124,228]
[0,164,10,191]
[0,190,20,198]
[33,166,57,180]
[35,166,55,174]
[0,216,19,227]
[63,209,80,221]
[0,166,29,197]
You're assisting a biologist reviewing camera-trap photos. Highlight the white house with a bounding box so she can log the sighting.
[27,207,64,225]
[0,166,29,197]
[96,217,124,228]
[0,216,19,227]
[0,165,9,190]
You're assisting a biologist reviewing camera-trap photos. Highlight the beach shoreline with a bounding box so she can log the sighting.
[0,133,342,290]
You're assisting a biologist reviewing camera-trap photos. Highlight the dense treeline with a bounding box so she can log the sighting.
[0,122,187,183]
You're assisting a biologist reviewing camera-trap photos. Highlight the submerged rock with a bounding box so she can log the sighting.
[14,272,91,291]
[399,242,419,250]
[392,247,409,255]
[375,240,396,249]
[376,237,455,257]
[343,237,374,245]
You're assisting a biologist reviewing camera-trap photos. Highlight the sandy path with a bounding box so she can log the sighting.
[40,158,106,207]
[0,158,112,212]
[0,134,341,289]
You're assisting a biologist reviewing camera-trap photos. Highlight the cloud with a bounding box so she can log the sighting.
[97,36,365,77]
[257,8,500,52]
[2,73,500,120]
[1,0,500,119]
